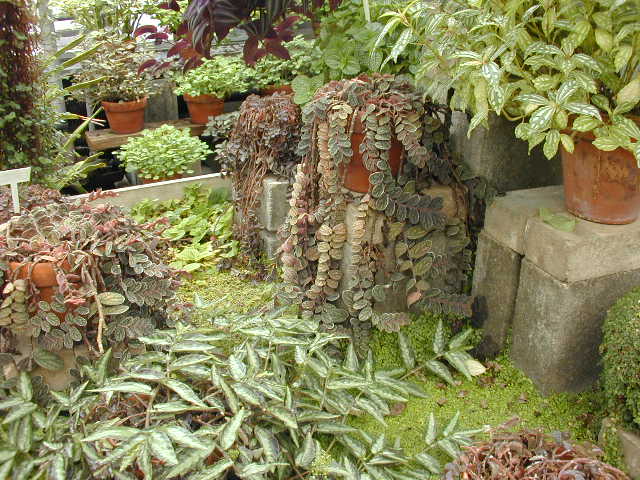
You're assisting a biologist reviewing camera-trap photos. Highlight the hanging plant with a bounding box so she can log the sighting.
[278,75,473,347]
[223,93,301,260]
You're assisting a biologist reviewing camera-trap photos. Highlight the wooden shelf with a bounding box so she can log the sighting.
[85,118,207,151]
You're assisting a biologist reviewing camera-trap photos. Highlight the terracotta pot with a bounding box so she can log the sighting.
[262,84,293,96]
[101,98,147,134]
[561,127,640,224]
[183,94,223,124]
[9,261,75,311]
[341,115,403,193]
[141,174,182,184]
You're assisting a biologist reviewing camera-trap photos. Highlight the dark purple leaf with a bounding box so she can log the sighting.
[147,32,170,40]
[138,59,158,74]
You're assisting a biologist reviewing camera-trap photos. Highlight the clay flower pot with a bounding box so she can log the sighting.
[342,114,403,194]
[562,125,640,224]
[102,98,147,134]
[183,94,224,124]
[262,84,293,96]
[9,261,77,318]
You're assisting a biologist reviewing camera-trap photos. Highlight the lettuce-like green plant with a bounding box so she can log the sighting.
[250,36,320,89]
[174,55,251,99]
[380,0,640,161]
[116,125,211,181]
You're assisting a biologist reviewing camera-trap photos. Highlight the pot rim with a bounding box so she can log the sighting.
[183,93,223,104]
[101,97,148,112]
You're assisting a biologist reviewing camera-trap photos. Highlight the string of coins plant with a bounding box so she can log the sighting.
[222,93,301,260]
[279,75,473,346]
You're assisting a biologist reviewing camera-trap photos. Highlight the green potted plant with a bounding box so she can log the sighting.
[116,124,212,183]
[174,55,250,124]
[0,193,184,382]
[73,36,153,134]
[382,0,640,224]
[250,36,318,95]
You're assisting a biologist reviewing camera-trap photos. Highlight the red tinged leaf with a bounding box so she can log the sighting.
[159,0,180,10]
[264,39,290,60]
[167,39,190,57]
[134,25,157,37]
[243,35,259,64]
[138,59,158,74]
[176,22,189,37]
[275,16,300,34]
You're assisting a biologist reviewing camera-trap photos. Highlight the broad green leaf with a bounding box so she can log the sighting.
[83,426,140,442]
[444,351,472,380]
[255,426,280,462]
[572,115,601,132]
[529,105,555,131]
[17,373,32,402]
[220,408,246,450]
[295,432,317,468]
[425,412,437,445]
[415,452,441,475]
[149,431,178,466]
[425,360,454,385]
[96,292,125,306]
[615,45,633,72]
[163,379,206,407]
[543,129,560,159]
[398,332,415,370]
[165,425,209,450]
[2,403,36,424]
[443,411,460,436]
[616,78,640,108]
[593,136,621,151]
[560,134,574,153]
[268,406,298,429]
[91,382,152,395]
[433,320,446,355]
[33,349,64,371]
[191,458,234,479]
[539,208,576,232]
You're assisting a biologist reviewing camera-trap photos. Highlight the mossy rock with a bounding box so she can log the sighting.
[601,287,640,430]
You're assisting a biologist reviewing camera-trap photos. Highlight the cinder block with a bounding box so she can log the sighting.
[511,259,640,394]
[260,230,281,259]
[449,112,563,193]
[472,231,522,357]
[258,176,289,232]
[524,213,640,283]
[144,79,179,123]
[484,185,564,254]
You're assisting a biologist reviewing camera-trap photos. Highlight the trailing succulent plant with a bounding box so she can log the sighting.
[0,185,71,224]
[0,307,480,479]
[202,111,240,165]
[278,74,473,347]
[222,93,301,259]
[0,193,185,368]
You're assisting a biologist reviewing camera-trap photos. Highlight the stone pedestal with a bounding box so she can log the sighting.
[450,112,563,192]
[145,79,179,123]
[257,176,289,258]
[472,185,640,393]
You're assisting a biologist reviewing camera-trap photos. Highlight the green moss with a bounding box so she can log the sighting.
[599,417,627,472]
[352,313,600,456]
[601,286,640,430]
[178,261,276,325]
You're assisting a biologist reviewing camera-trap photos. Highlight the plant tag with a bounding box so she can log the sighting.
[0,167,31,214]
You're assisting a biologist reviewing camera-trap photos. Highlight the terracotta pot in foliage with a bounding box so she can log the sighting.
[184,93,223,124]
[262,84,293,96]
[341,114,403,194]
[561,123,640,224]
[102,97,147,134]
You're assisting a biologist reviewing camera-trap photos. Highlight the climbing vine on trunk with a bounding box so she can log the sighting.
[278,75,473,347]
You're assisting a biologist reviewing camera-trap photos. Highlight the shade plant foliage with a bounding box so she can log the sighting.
[173,55,251,99]
[380,0,640,161]
[0,307,480,479]
[0,193,185,366]
[222,93,302,261]
[116,125,212,181]
[279,74,473,348]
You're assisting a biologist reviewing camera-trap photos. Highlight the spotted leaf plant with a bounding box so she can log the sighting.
[380,0,640,161]
[279,75,473,347]
[0,308,481,478]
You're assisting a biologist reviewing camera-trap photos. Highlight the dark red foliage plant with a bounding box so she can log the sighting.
[444,419,630,480]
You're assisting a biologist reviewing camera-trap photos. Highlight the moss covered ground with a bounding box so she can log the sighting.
[179,264,605,460]
[355,314,602,456]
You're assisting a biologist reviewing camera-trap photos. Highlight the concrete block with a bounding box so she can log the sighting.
[420,184,466,220]
[145,79,179,123]
[472,231,522,357]
[450,112,563,193]
[524,213,640,283]
[620,429,640,479]
[484,185,564,254]
[260,230,281,259]
[511,259,640,394]
[258,175,289,232]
